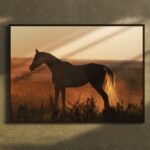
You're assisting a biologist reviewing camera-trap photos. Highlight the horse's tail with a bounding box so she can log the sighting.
[103,66,118,106]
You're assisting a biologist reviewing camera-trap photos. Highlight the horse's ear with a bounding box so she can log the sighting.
[35,49,39,53]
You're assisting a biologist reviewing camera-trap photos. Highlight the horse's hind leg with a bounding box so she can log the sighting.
[54,86,60,114]
[90,82,110,110]
[61,87,66,114]
[98,88,110,110]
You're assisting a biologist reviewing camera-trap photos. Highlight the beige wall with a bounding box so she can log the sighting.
[0,0,150,150]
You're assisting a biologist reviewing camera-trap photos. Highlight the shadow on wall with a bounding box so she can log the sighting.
[0,105,149,150]
[0,1,149,149]
[0,0,150,24]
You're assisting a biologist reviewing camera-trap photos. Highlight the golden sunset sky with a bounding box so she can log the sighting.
[11,26,143,61]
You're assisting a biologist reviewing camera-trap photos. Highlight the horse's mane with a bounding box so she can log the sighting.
[41,52,61,64]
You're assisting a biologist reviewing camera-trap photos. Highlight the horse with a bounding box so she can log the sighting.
[29,49,118,114]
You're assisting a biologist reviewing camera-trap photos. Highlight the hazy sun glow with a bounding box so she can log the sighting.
[11,26,143,61]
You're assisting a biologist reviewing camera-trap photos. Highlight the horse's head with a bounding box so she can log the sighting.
[29,49,45,71]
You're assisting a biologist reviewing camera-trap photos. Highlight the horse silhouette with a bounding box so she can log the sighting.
[29,49,117,113]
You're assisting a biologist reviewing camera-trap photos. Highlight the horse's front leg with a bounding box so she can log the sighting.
[54,86,60,114]
[61,87,66,114]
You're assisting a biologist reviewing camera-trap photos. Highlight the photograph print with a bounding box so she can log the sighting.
[10,25,144,123]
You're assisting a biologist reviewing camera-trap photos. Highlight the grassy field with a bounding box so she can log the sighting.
[10,58,144,122]
[11,96,144,123]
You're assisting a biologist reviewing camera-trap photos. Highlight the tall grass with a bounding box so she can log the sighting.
[11,96,144,123]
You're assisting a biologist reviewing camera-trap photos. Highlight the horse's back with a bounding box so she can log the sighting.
[52,61,108,87]
[84,63,107,83]
[68,62,107,82]
[52,61,89,87]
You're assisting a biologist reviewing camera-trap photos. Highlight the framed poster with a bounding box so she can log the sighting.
[10,25,144,123]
